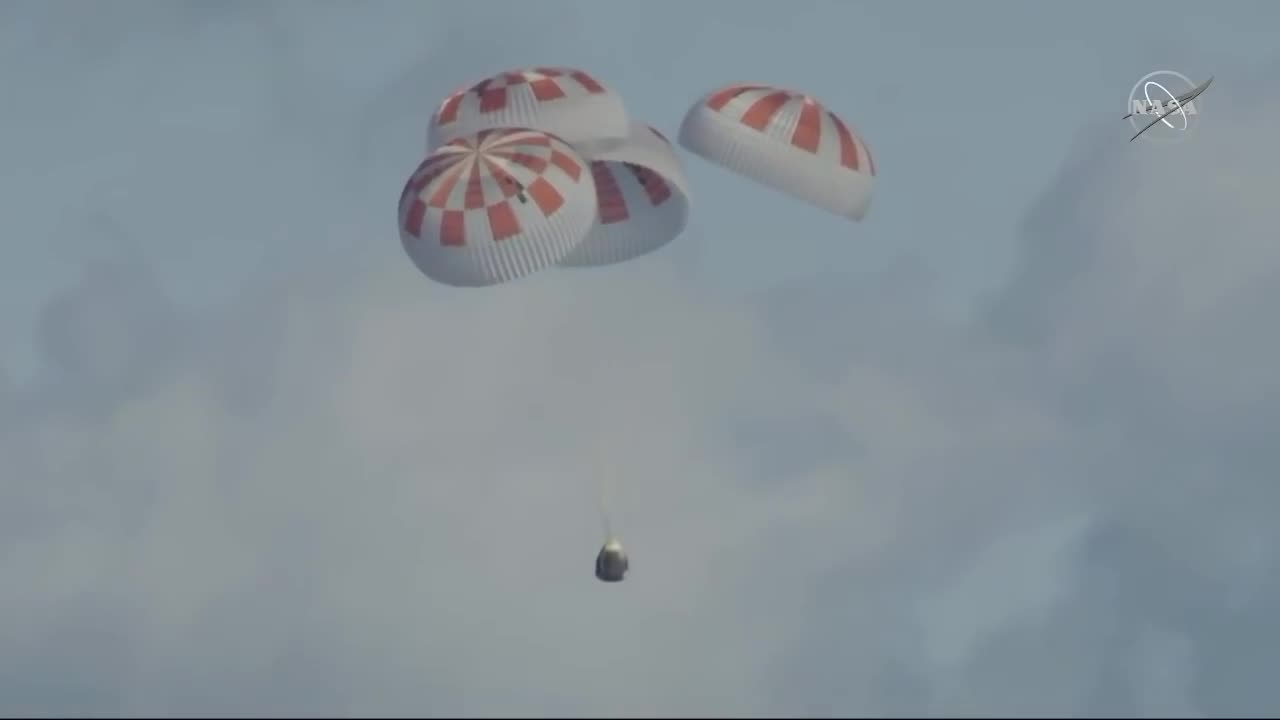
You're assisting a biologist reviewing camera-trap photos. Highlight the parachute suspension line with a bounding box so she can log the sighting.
[590,322,617,543]
[596,473,614,540]
[586,301,627,545]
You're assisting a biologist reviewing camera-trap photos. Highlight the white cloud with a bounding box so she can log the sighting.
[3,4,1280,716]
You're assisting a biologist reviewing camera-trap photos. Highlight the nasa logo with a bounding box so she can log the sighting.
[1128,70,1203,144]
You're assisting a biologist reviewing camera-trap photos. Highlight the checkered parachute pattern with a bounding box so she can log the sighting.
[558,122,690,268]
[399,128,598,287]
[400,67,881,289]
[678,83,875,222]
[428,67,630,152]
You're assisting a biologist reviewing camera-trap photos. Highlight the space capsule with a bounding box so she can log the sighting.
[594,538,629,583]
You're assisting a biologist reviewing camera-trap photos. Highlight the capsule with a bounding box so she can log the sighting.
[594,538,629,583]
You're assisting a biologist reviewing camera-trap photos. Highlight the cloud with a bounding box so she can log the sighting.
[4,4,1280,717]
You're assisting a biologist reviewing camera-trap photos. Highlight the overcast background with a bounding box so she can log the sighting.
[2,0,1279,716]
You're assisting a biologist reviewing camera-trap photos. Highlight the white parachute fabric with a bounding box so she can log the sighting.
[678,84,875,221]
[398,128,598,287]
[559,123,691,268]
[428,67,631,152]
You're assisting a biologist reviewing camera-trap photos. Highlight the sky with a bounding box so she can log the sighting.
[2,0,1279,716]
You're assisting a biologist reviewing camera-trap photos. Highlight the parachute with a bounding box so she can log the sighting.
[427,67,631,152]
[398,128,598,287]
[399,67,881,583]
[559,122,691,268]
[678,83,875,221]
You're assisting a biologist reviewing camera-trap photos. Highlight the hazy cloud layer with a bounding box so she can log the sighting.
[4,3,1280,717]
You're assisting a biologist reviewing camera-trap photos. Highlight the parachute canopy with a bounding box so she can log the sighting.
[678,83,875,221]
[398,127,598,287]
[559,122,691,268]
[428,67,631,152]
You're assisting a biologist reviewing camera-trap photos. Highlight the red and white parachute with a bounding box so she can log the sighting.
[428,67,631,152]
[678,83,875,221]
[398,128,598,287]
[559,122,691,268]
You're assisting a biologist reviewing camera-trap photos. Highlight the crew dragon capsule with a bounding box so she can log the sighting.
[1126,75,1214,142]
[595,538,629,583]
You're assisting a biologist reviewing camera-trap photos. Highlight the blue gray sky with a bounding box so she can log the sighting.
[3,1,1279,716]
